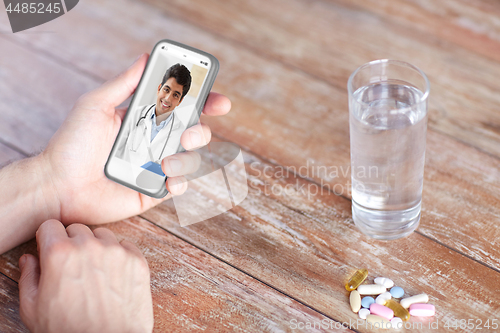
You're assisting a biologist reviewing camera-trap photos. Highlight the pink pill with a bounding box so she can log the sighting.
[409,303,435,317]
[370,303,394,320]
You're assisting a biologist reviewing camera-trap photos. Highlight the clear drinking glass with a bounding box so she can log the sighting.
[348,59,430,240]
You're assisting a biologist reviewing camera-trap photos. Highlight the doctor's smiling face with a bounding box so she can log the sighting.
[156,63,192,116]
[156,77,184,115]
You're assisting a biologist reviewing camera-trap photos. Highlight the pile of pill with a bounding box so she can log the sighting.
[346,268,435,329]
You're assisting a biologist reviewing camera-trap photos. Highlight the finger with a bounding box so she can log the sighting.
[18,254,40,331]
[202,92,232,116]
[120,240,147,263]
[161,151,201,177]
[93,227,119,245]
[166,176,188,196]
[180,123,211,151]
[137,192,171,210]
[78,54,149,113]
[36,219,68,254]
[65,223,95,239]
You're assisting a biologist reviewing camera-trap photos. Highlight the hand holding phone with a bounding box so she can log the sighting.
[105,40,219,197]
[4,50,230,250]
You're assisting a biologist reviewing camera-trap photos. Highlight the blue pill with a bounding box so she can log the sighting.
[390,286,404,298]
[361,296,375,308]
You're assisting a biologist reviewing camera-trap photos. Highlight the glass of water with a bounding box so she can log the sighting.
[348,59,430,240]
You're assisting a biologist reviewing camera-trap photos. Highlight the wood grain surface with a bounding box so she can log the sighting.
[144,0,500,158]
[0,0,499,332]
[105,218,355,332]
[142,138,500,332]
[0,274,28,333]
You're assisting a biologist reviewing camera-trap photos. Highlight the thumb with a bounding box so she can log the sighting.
[78,53,149,113]
[18,254,40,330]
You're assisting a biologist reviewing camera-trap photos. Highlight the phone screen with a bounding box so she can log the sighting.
[105,40,218,197]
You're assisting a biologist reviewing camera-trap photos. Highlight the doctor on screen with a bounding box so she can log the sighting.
[118,63,192,168]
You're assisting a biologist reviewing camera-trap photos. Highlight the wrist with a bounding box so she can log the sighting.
[0,154,61,254]
[32,152,62,223]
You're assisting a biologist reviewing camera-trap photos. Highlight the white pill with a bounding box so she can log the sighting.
[358,308,370,320]
[390,317,403,329]
[374,277,394,288]
[400,293,429,309]
[350,290,361,313]
[409,303,435,317]
[376,291,392,305]
[357,284,386,295]
[366,315,391,329]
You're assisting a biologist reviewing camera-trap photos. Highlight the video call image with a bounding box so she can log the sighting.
[115,52,208,177]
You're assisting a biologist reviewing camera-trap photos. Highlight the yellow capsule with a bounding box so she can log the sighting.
[345,268,368,291]
[385,299,410,321]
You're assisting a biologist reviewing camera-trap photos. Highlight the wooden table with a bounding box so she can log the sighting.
[1,0,500,332]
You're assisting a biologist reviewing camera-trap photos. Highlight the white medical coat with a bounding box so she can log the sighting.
[116,104,187,166]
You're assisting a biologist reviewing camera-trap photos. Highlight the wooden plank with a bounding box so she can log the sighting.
[332,0,500,63]
[0,274,29,333]
[0,143,25,168]
[420,132,500,269]
[141,144,500,332]
[0,36,99,154]
[0,239,36,283]
[0,0,498,286]
[141,0,500,159]
[0,219,354,333]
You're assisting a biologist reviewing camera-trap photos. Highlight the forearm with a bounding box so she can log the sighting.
[0,155,60,254]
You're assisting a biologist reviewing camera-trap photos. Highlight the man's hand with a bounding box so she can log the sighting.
[0,53,230,254]
[39,53,231,225]
[19,220,153,333]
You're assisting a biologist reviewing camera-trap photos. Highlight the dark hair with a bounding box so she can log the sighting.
[160,63,192,100]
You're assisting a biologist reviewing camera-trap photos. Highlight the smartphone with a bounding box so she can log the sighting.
[105,40,219,198]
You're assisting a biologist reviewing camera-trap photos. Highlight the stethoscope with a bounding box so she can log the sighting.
[129,104,175,163]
